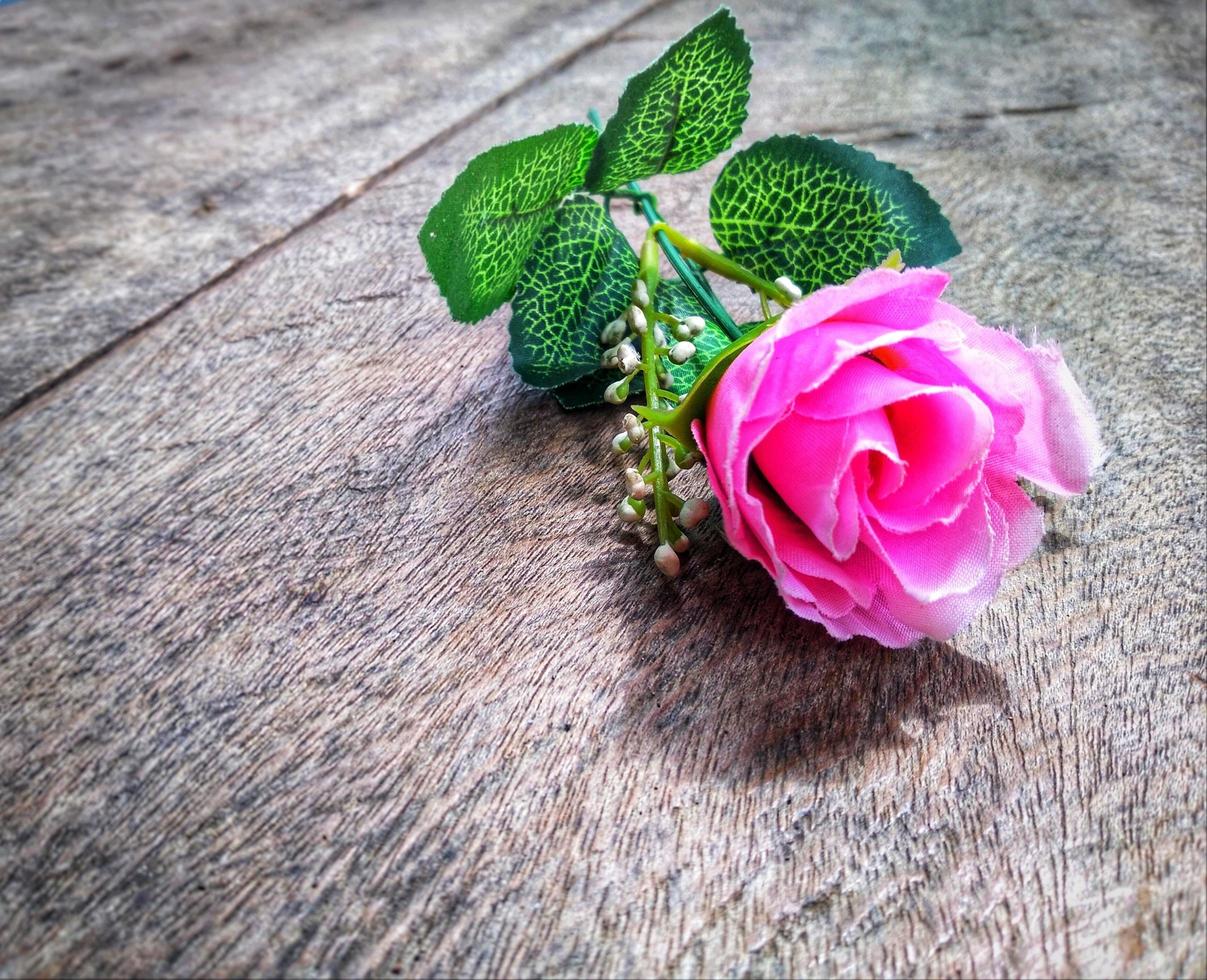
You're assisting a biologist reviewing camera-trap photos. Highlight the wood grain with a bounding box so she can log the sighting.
[1,0,1204,977]
[0,0,660,415]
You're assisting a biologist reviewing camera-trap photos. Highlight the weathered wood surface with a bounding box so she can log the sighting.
[0,0,660,416]
[1,0,1204,977]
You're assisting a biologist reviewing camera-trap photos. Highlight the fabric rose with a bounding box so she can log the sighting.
[694,266,1103,647]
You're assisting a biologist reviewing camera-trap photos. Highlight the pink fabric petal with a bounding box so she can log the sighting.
[865,387,995,532]
[861,485,995,602]
[752,409,897,560]
[988,473,1045,568]
[875,487,1005,641]
[927,303,1104,494]
[698,263,1098,648]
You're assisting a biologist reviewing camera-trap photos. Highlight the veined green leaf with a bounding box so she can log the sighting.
[419,124,598,323]
[586,8,752,192]
[509,197,638,389]
[709,135,961,292]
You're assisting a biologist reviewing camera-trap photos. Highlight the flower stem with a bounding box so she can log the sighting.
[636,236,675,547]
[587,109,742,341]
[647,222,795,307]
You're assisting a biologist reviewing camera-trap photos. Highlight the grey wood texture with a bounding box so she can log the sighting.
[1,0,1204,978]
[0,0,662,415]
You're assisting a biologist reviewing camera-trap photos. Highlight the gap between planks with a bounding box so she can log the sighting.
[0,0,677,430]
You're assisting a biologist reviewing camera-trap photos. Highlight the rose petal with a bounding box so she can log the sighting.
[927,303,1104,494]
[752,409,897,560]
[861,484,995,602]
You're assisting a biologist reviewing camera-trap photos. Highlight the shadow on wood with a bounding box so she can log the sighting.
[618,532,1009,784]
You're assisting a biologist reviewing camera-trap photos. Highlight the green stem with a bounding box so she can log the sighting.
[587,109,741,341]
[648,223,794,307]
[636,237,675,546]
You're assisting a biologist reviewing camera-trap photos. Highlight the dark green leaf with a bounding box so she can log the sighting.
[552,370,644,410]
[419,124,598,323]
[585,8,752,192]
[509,197,638,389]
[709,135,961,292]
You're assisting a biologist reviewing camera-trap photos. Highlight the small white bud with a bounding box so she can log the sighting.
[617,500,642,523]
[617,341,641,375]
[623,414,644,442]
[604,378,629,404]
[624,467,648,499]
[600,318,627,347]
[654,543,680,578]
[601,345,620,369]
[682,315,706,336]
[611,432,631,454]
[677,497,710,529]
[774,276,803,302]
[668,341,696,365]
[653,324,668,348]
[671,534,690,554]
[631,279,649,307]
[628,305,647,335]
[672,321,693,341]
[657,367,672,388]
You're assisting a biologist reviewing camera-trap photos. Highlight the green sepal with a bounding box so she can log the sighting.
[508,196,638,389]
[419,123,598,323]
[709,135,961,293]
[585,8,752,192]
[552,370,644,410]
[634,316,776,446]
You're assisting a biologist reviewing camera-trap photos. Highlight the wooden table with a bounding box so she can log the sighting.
[2,1,1204,976]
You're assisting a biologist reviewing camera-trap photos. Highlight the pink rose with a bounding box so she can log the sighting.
[694,267,1103,647]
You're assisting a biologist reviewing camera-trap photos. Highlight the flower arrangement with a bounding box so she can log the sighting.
[419,7,1101,647]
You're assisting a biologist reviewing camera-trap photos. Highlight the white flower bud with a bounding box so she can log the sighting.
[631,279,649,307]
[672,321,693,341]
[671,534,690,554]
[653,324,668,348]
[774,276,803,302]
[654,543,680,579]
[657,367,672,388]
[668,341,696,365]
[600,345,620,369]
[604,378,629,404]
[612,432,631,454]
[617,341,641,375]
[617,499,643,523]
[600,317,627,347]
[628,305,647,335]
[623,414,644,442]
[682,315,706,336]
[624,467,648,499]
[677,497,710,529]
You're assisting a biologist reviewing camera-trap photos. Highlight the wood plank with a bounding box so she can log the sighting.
[0,0,661,415]
[1,0,1204,976]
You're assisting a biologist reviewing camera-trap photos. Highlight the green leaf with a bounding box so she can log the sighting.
[419,124,598,323]
[508,196,638,389]
[585,8,752,192]
[654,279,732,394]
[709,135,961,292]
